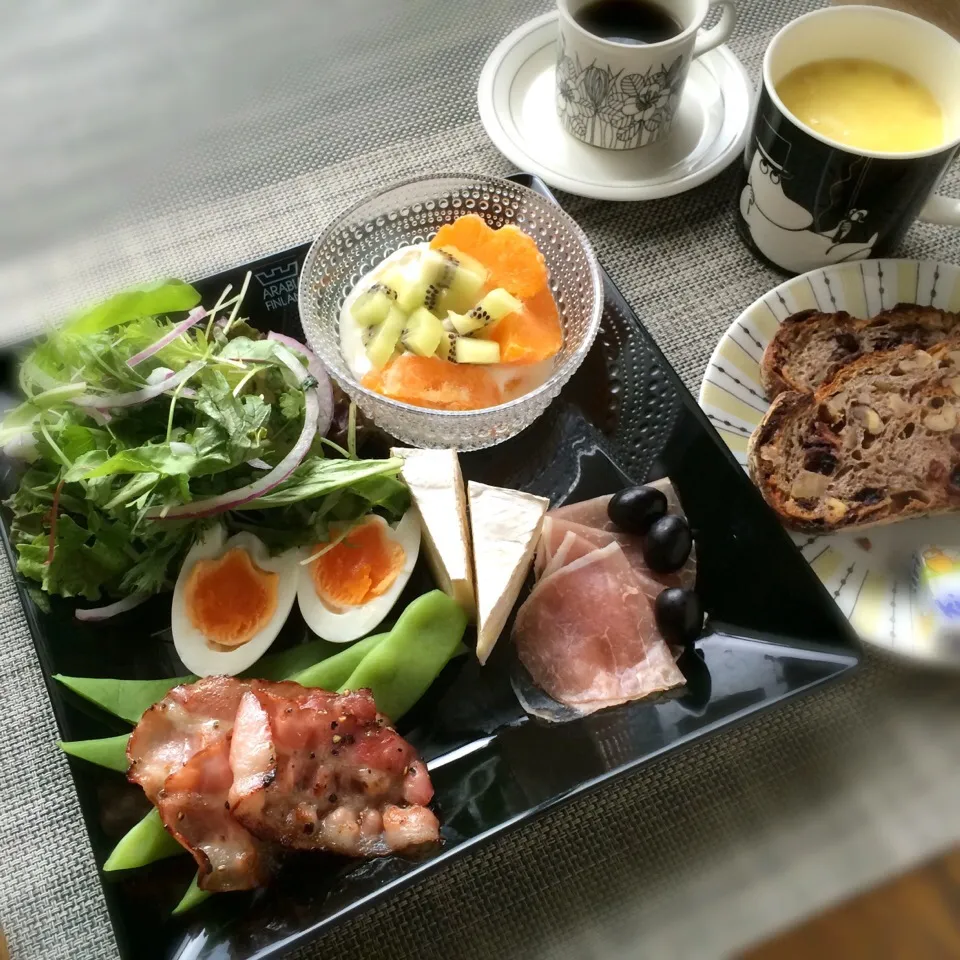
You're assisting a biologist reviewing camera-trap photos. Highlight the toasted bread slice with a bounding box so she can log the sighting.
[760,304,959,399]
[749,338,960,531]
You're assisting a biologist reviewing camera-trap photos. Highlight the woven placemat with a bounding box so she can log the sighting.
[2,1,960,958]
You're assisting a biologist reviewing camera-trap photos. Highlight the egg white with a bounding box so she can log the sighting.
[297,509,421,643]
[171,526,300,676]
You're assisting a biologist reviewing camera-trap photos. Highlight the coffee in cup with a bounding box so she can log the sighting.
[556,0,737,150]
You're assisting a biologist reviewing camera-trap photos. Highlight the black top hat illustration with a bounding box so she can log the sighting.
[756,117,794,178]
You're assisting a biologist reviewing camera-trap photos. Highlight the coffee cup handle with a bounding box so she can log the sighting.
[693,0,737,58]
[920,194,960,227]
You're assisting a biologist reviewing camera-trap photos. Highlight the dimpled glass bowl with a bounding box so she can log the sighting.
[298,174,603,450]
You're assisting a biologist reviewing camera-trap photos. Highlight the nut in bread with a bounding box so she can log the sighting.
[749,338,960,531]
[760,304,959,400]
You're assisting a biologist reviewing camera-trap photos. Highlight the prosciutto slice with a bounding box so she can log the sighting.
[534,480,696,595]
[514,542,685,710]
[229,686,437,855]
[548,478,684,530]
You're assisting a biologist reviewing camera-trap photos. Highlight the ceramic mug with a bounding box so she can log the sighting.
[737,5,960,276]
[555,0,737,149]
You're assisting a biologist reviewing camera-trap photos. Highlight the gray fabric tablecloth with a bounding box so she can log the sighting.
[2,2,960,958]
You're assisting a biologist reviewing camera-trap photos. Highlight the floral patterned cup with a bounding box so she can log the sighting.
[556,0,737,149]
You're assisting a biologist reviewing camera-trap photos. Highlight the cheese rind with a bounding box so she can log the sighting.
[467,481,549,664]
[391,447,476,619]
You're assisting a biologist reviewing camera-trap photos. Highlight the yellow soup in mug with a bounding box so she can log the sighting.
[776,58,943,154]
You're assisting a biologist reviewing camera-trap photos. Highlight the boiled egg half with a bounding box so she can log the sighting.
[297,510,421,643]
[172,526,299,676]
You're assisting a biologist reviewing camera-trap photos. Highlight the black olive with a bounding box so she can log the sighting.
[642,515,692,573]
[607,485,668,535]
[655,587,702,647]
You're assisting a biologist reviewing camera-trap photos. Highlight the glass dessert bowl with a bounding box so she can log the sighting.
[298,174,603,450]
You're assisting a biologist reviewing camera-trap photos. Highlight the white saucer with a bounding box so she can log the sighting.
[477,12,754,202]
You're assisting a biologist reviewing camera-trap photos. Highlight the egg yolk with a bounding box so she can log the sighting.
[311,518,405,611]
[185,547,279,648]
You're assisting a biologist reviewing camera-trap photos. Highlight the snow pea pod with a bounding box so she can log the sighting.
[339,590,466,721]
[291,632,387,689]
[54,674,194,724]
[54,638,341,725]
[248,637,339,681]
[172,872,211,915]
[103,808,183,872]
[54,637,363,773]
[58,733,130,772]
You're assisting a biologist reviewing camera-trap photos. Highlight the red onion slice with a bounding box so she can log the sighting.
[73,360,204,412]
[266,332,334,438]
[145,350,319,520]
[127,307,207,368]
[75,593,149,622]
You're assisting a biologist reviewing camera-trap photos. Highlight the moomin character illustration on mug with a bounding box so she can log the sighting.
[739,122,879,274]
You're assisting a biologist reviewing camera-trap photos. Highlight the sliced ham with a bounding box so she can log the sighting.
[228,686,438,855]
[549,478,684,531]
[534,480,696,595]
[157,738,272,892]
[539,530,596,580]
[513,542,685,711]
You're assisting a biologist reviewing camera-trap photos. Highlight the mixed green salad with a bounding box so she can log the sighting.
[1,277,407,610]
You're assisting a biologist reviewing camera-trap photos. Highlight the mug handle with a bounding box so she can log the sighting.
[693,0,737,58]
[920,194,960,227]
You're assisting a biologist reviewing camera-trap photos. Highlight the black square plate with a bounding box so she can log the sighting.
[0,174,860,960]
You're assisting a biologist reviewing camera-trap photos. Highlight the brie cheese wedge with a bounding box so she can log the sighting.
[467,481,549,664]
[391,447,476,619]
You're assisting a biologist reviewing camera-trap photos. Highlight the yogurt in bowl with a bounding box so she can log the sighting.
[338,224,560,413]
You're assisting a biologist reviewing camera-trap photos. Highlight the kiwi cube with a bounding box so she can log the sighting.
[441,267,486,314]
[366,305,407,369]
[436,331,453,361]
[419,249,458,288]
[401,307,444,357]
[438,245,488,279]
[448,310,486,336]
[475,287,523,323]
[351,284,395,327]
[454,337,500,364]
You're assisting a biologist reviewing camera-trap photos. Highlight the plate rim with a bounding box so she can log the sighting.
[699,256,960,668]
[477,12,754,201]
[1,174,863,960]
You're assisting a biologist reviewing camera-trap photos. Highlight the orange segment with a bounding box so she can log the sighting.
[185,548,279,647]
[484,285,563,365]
[362,354,502,410]
[430,214,548,299]
[431,214,491,255]
[311,517,405,609]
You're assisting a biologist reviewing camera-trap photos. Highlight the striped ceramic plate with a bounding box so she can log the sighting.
[699,259,960,666]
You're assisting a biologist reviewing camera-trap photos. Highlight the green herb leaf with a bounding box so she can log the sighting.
[279,390,304,421]
[64,280,201,336]
[246,457,405,509]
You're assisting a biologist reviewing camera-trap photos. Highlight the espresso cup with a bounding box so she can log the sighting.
[555,0,737,149]
[737,5,960,276]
